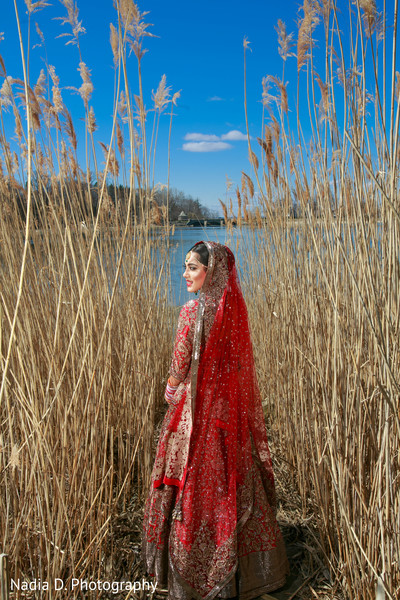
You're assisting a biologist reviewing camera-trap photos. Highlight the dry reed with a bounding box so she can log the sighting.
[0,0,177,595]
[237,1,399,598]
[1,1,399,599]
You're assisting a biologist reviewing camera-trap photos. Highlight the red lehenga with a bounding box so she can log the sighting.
[142,242,289,599]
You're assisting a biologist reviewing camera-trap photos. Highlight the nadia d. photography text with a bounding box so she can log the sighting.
[10,578,157,594]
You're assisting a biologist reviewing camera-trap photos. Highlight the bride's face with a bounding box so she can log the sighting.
[183,251,207,293]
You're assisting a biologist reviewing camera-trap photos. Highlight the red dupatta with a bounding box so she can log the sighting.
[168,242,277,599]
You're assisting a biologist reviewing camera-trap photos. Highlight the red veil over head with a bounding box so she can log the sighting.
[167,242,278,598]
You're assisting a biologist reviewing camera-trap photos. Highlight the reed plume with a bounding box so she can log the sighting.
[297,0,320,71]
[219,198,229,224]
[236,187,242,226]
[48,65,63,114]
[34,69,46,98]
[99,141,119,178]
[152,74,170,111]
[241,171,255,199]
[78,61,93,105]
[110,23,119,65]
[64,108,77,151]
[275,19,296,62]
[358,0,379,37]
[87,105,97,133]
[24,0,50,15]
[315,71,329,121]
[0,75,13,107]
[116,120,124,157]
[118,90,128,121]
[56,0,86,46]
[121,0,154,61]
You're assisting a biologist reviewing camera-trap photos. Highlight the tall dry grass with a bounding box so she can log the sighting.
[0,0,176,594]
[1,0,399,599]
[232,1,399,598]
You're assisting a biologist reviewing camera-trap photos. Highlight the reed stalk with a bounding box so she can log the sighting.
[238,1,399,597]
[0,0,175,595]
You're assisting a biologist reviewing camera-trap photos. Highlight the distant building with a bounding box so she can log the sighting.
[178,211,188,221]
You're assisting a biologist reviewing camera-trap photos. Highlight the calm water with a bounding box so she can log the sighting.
[167,225,322,305]
[160,222,383,305]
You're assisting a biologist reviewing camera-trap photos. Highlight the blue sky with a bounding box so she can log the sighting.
[0,0,397,213]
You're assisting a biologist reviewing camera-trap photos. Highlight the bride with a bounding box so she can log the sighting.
[142,241,289,599]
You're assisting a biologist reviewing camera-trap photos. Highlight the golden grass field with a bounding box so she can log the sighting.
[0,1,399,598]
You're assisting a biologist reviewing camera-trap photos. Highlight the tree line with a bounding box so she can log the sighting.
[1,177,219,227]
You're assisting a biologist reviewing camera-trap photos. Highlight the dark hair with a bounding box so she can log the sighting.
[188,242,209,267]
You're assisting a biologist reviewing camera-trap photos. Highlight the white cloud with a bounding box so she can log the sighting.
[182,129,247,152]
[184,133,220,142]
[208,96,224,102]
[183,141,232,153]
[221,130,248,141]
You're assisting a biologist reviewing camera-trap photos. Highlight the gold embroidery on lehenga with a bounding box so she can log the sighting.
[171,522,237,598]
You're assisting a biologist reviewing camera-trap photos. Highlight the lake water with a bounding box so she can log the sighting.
[167,225,311,305]
[162,222,382,305]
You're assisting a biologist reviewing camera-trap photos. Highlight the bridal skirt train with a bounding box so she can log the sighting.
[142,460,289,600]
